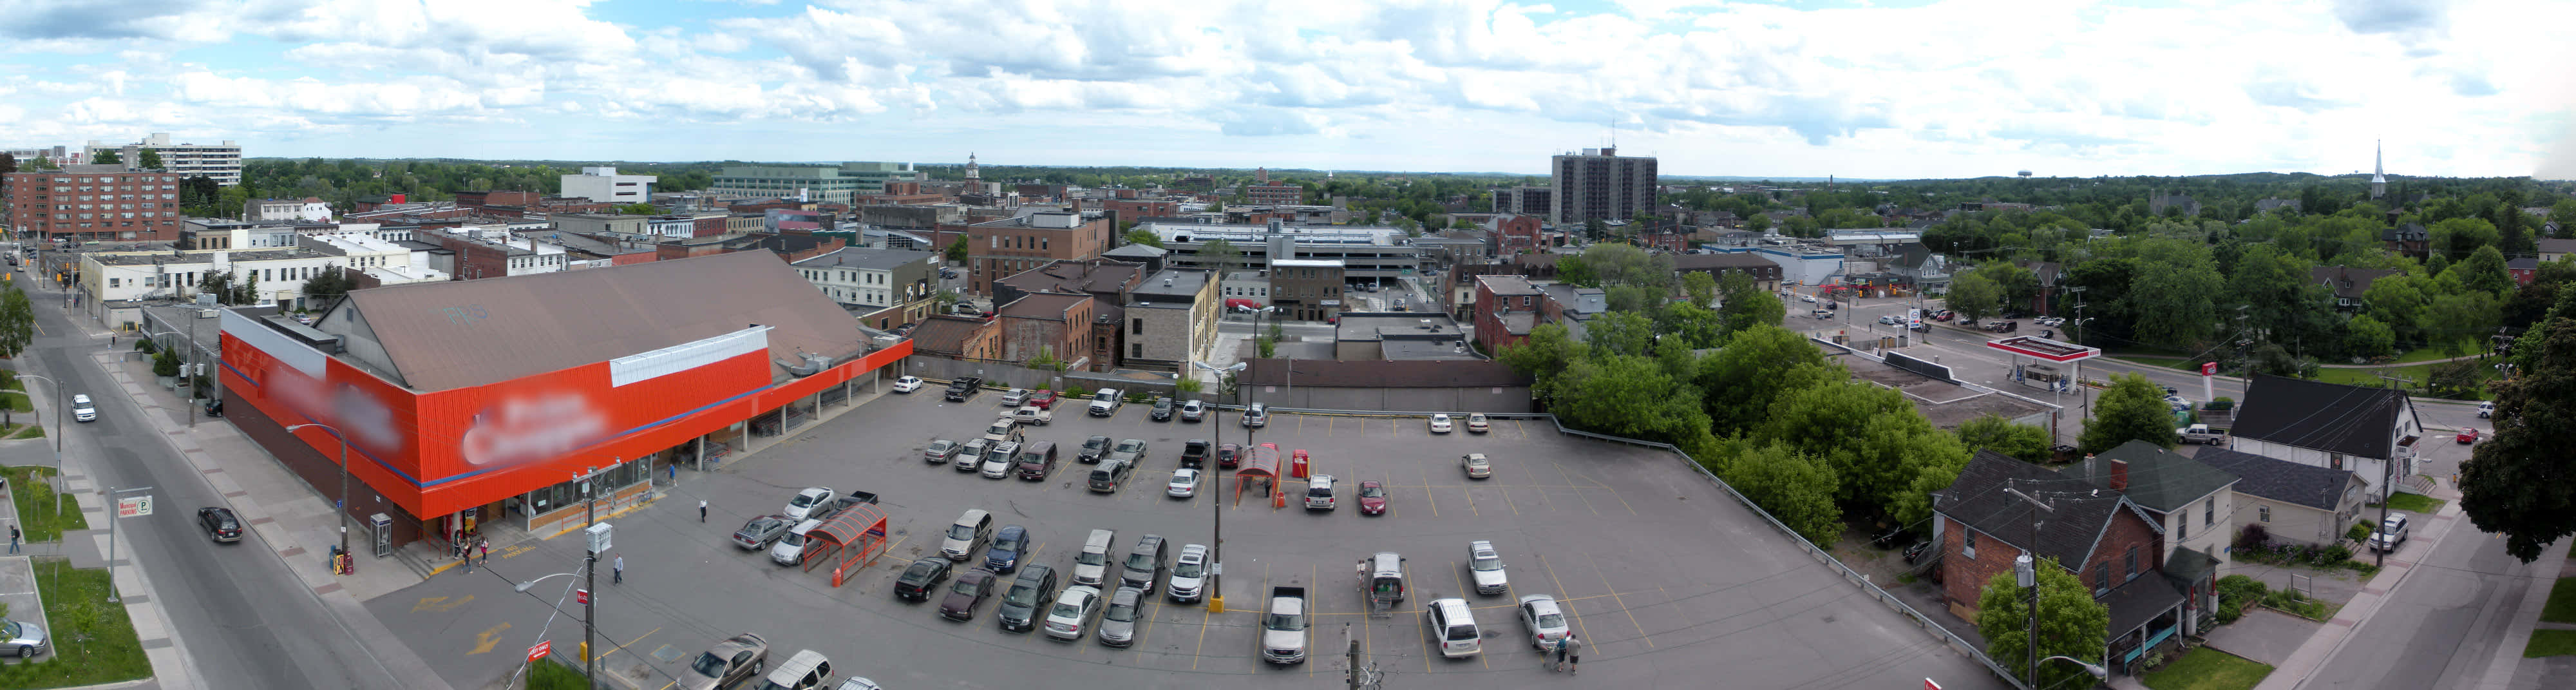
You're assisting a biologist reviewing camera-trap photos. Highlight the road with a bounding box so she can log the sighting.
[21,275,395,690]
[2296,438,2537,690]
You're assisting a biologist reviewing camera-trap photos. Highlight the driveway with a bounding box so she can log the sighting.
[2204,609,2317,667]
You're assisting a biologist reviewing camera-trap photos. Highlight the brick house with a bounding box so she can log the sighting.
[1472,274,1546,356]
[1932,451,2217,675]
[2065,441,2237,574]
[907,314,1001,361]
[996,292,1096,365]
[1670,253,1783,294]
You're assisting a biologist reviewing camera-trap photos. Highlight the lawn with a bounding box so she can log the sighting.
[2116,354,2200,371]
[2141,647,2275,690]
[2524,629,2576,658]
[0,559,151,687]
[2369,493,2445,514]
[3,468,85,542]
[2541,578,2576,624]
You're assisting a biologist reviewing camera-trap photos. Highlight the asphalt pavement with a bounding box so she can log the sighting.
[19,278,402,690]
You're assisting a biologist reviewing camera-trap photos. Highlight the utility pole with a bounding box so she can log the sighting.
[576,462,618,686]
[2004,484,2054,687]
[1345,623,1361,690]
[2372,373,2412,568]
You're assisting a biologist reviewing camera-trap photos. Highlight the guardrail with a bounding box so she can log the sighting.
[1207,403,2035,689]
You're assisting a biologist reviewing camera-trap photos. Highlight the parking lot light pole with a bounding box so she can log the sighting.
[285,423,350,559]
[1192,359,1249,615]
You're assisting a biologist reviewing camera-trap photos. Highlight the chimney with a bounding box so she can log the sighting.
[2108,459,2129,492]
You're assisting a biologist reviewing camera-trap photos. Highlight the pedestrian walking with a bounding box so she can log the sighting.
[478,539,490,565]
[612,555,625,585]
[1550,636,1568,671]
[699,500,708,522]
[9,524,19,555]
[1563,635,1582,674]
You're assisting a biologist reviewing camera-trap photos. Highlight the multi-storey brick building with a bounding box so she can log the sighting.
[1472,274,1546,356]
[1268,259,1344,321]
[996,292,1097,364]
[966,211,1112,294]
[2,165,187,242]
[1121,269,1219,371]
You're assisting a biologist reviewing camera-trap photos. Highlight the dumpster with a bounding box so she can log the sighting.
[1290,450,1311,479]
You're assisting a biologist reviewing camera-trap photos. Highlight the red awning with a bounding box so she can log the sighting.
[1226,299,1266,310]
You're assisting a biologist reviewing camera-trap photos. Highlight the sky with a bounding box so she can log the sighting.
[3,0,2571,180]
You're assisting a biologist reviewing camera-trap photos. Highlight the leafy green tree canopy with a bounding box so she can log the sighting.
[1976,557,2110,690]
[2079,372,2179,452]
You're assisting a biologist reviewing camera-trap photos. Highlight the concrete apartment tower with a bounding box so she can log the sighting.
[1548,147,1657,225]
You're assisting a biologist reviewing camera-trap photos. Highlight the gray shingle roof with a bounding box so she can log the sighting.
[2232,374,2412,459]
[2190,447,2359,511]
[2063,441,2237,513]
[1934,452,2160,571]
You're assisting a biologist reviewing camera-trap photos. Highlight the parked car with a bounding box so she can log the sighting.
[1168,468,1200,498]
[769,519,826,566]
[2457,427,2479,444]
[676,633,769,690]
[1078,435,1112,463]
[956,438,991,470]
[2477,401,2494,419]
[1356,481,1388,515]
[1150,397,1175,421]
[923,439,961,465]
[996,565,1057,633]
[1466,413,1490,434]
[1467,541,1508,595]
[1119,534,1170,595]
[1903,540,1934,565]
[198,507,243,542]
[1180,439,1210,468]
[1167,544,1210,603]
[1027,390,1059,410]
[1461,453,1493,479]
[1242,402,1269,428]
[1517,595,1571,649]
[891,376,923,394]
[1107,438,1148,466]
[2369,515,2411,553]
[944,377,981,401]
[893,557,954,601]
[1180,399,1206,422]
[1428,414,1454,434]
[940,508,996,561]
[1000,388,1030,407]
[1424,598,1482,658]
[1217,443,1242,468]
[984,525,1032,573]
[1097,586,1144,647]
[732,515,794,550]
[938,569,1001,621]
[782,487,837,521]
[980,441,1019,479]
[0,618,44,660]
[1812,309,1833,320]
[754,650,832,690]
[1878,314,1899,325]
[1043,586,1106,641]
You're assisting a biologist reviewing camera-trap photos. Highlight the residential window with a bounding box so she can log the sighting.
[2329,454,2344,470]
[2204,499,2215,528]
[2094,562,2110,595]
[1962,528,1976,558]
[2123,546,2139,582]
[2258,506,2271,522]
[1131,318,1143,335]
[2177,516,2186,542]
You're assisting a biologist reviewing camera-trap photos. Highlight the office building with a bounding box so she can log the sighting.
[1491,186,1553,217]
[1549,148,1656,225]
[559,166,657,206]
[86,133,243,186]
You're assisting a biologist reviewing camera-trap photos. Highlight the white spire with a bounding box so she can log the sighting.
[2370,140,2387,200]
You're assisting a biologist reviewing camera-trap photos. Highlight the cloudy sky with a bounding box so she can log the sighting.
[3,0,2569,179]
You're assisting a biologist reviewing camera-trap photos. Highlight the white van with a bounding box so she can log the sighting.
[940,509,994,561]
[1072,528,1116,586]
[770,519,825,566]
[1303,475,1336,511]
[752,649,833,690]
[71,394,97,423]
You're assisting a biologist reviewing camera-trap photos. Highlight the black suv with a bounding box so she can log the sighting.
[894,557,954,601]
[996,564,1057,633]
[945,377,982,401]
[1078,435,1112,464]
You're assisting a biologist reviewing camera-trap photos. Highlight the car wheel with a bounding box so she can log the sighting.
[15,645,28,658]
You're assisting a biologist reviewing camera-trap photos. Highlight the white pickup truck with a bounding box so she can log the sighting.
[2176,424,2226,445]
[1012,405,1054,426]
[1088,388,1124,417]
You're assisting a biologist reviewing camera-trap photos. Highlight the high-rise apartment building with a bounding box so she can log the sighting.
[86,133,243,186]
[1548,148,1656,225]
[2,164,188,242]
[560,166,657,206]
[1491,186,1553,216]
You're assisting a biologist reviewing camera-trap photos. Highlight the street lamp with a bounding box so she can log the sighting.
[2040,655,2110,682]
[284,423,351,562]
[1191,359,1249,614]
[514,568,598,685]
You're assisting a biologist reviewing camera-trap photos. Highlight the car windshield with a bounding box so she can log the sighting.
[1154,399,1170,408]
[1470,553,1501,571]
[779,533,804,547]
[1051,600,1083,618]
[1175,560,1203,578]
[1086,437,1108,448]
[688,651,729,677]
[1125,551,1155,570]
[929,441,953,452]
[1446,624,1477,641]
[1005,584,1037,605]
[1538,611,1566,628]
[1077,550,1106,566]
[904,562,939,580]
[790,494,819,508]
[951,578,980,595]
[1359,485,1385,498]
[1264,612,1303,631]
[1115,440,1143,452]
[947,523,976,540]
[1106,600,1136,622]
[988,422,1010,434]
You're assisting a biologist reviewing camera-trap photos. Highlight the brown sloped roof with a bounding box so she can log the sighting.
[905,315,992,356]
[1241,359,1531,388]
[999,292,1091,321]
[341,250,867,391]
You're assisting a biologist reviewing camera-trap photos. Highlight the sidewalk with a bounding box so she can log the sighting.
[2252,481,2506,690]
[83,349,453,690]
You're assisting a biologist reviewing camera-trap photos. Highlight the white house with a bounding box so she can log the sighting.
[2228,374,2423,499]
[791,247,938,312]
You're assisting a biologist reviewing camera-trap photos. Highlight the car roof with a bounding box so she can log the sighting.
[1519,593,1557,606]
[1110,587,1142,605]
[997,524,1025,539]
[1017,564,1053,580]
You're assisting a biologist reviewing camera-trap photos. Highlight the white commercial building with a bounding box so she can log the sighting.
[80,242,448,316]
[86,133,243,186]
[559,166,656,206]
[245,197,333,222]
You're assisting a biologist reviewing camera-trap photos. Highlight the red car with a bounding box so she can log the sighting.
[1356,481,1387,515]
[1217,443,1241,468]
[2457,428,2479,444]
[1027,390,1059,410]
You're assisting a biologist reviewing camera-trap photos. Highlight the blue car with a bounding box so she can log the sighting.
[983,525,1031,574]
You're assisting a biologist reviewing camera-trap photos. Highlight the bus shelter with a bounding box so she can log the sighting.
[808,504,890,587]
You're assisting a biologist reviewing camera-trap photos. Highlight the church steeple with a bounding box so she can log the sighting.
[2369,140,2387,200]
[964,152,981,184]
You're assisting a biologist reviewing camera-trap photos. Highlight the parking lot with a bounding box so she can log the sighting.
[373,385,2004,689]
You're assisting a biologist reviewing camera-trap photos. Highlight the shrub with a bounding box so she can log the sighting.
[2235,524,2271,552]
[2318,544,2354,563]
[2345,522,2372,542]
[134,338,155,353]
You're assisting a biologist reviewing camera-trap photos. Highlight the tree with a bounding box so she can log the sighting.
[1121,228,1161,248]
[1956,414,2051,463]
[1718,441,1843,544]
[1555,256,1597,288]
[234,271,260,306]
[2462,295,2576,562]
[2428,217,2499,262]
[614,202,658,215]
[0,287,30,359]
[2079,373,2179,452]
[2124,260,2225,350]
[945,237,971,264]
[153,347,183,378]
[300,265,358,307]
[1712,272,1784,336]
[1744,213,1771,233]
[1975,557,2109,690]
[2448,245,2515,298]
[1696,326,1838,432]
[1578,243,1672,291]
[197,271,236,305]
[1499,322,1581,389]
[0,152,15,175]
[91,149,121,166]
[1546,354,1713,450]
[1584,311,1656,358]
[138,148,164,170]
[1682,271,1718,307]
[1200,238,1242,272]
[1584,218,1609,242]
[1654,301,1727,349]
[1946,271,2003,323]
[1756,378,1967,519]
[2550,200,2576,238]
[2343,314,2395,358]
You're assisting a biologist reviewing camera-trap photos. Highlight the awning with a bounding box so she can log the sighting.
[1226,299,1267,310]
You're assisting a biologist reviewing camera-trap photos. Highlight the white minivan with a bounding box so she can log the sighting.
[71,394,97,423]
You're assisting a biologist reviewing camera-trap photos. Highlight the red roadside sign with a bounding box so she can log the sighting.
[2201,361,2217,376]
[527,640,553,662]
[575,589,590,605]
[1924,680,1942,690]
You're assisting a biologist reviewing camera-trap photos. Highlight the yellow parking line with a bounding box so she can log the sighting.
[1309,562,1321,677]
[1418,464,1437,517]
[1191,595,1214,670]
[1499,486,1520,516]
[596,626,659,662]
[1135,597,1160,650]
[1410,564,1431,674]
[1539,553,1595,649]
[1553,463,1600,517]
[1462,482,1479,517]
[1586,557,1652,648]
